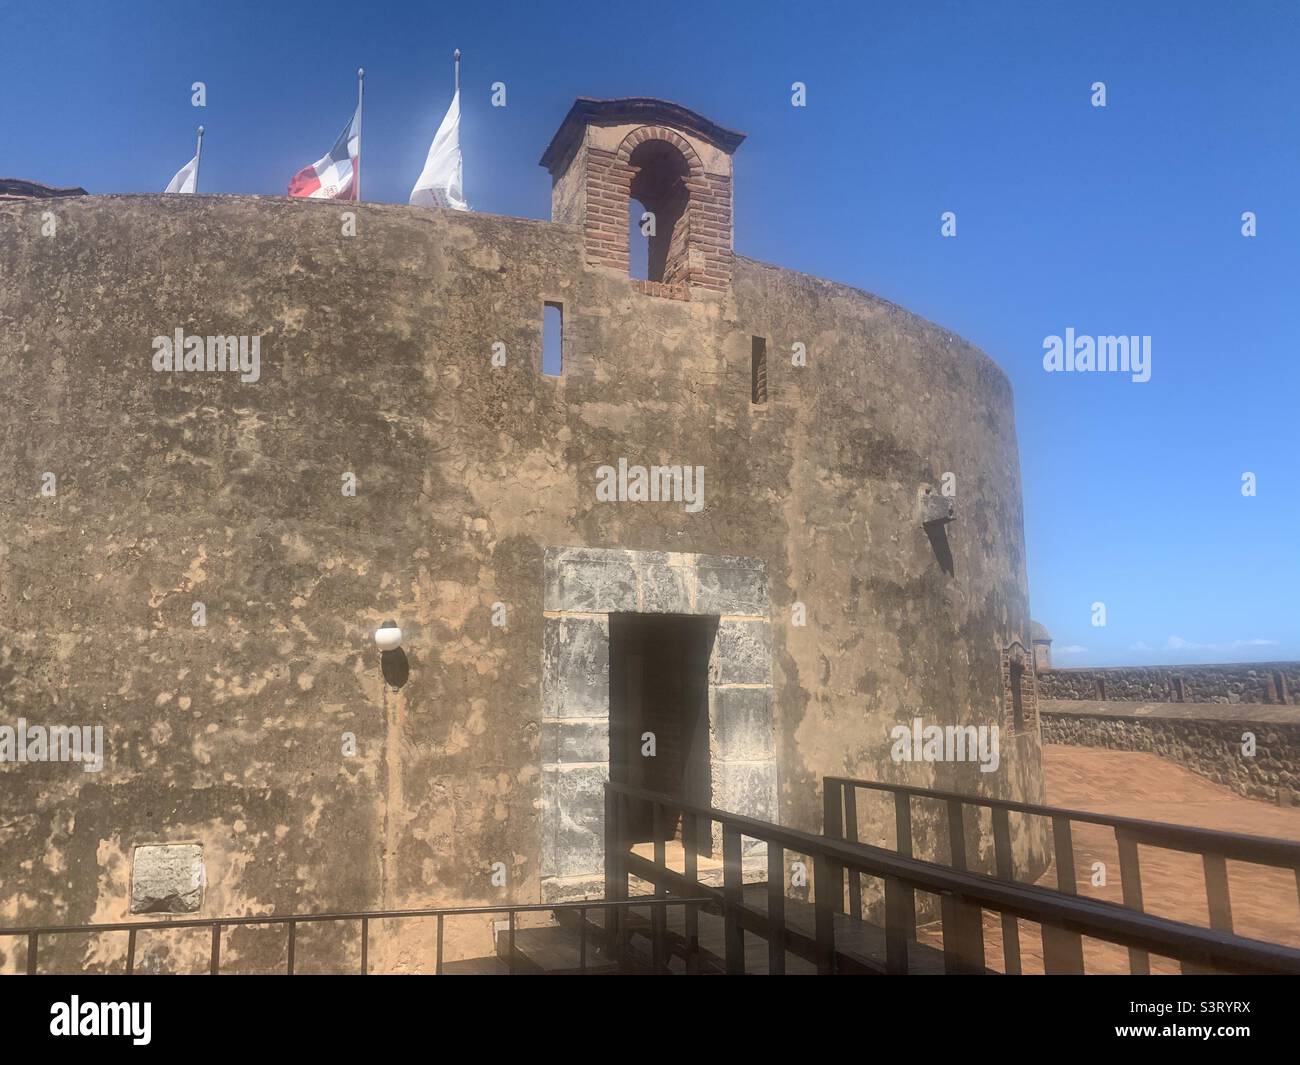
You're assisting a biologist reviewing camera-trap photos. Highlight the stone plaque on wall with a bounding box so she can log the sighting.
[130,843,204,914]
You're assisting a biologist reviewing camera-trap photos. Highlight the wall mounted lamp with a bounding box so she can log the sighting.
[374,619,403,652]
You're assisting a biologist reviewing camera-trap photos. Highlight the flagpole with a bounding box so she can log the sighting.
[454,50,462,207]
[356,68,365,201]
[194,125,204,194]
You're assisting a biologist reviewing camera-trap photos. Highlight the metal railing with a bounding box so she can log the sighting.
[0,897,711,976]
[823,776,1300,973]
[607,780,1300,974]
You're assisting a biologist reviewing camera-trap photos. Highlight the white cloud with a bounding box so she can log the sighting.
[1055,644,1088,655]
[1129,641,1152,651]
[1157,635,1278,653]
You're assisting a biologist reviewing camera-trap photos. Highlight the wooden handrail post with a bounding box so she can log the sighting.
[1116,828,1149,974]
[722,826,745,974]
[992,806,1021,973]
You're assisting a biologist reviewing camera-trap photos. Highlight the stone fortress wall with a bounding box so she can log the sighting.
[0,99,1047,971]
[1038,663,1298,705]
[1039,662,1300,806]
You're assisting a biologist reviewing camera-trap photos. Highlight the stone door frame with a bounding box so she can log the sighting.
[540,547,776,900]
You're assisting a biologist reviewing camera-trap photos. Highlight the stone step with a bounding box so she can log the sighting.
[494,924,624,974]
[439,955,511,975]
[555,887,968,974]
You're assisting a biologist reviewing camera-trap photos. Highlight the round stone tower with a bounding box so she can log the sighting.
[0,97,1047,971]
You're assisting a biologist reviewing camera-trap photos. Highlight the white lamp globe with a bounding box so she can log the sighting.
[374,621,403,652]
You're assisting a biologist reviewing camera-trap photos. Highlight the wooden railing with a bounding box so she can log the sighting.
[607,780,1300,974]
[823,776,1300,973]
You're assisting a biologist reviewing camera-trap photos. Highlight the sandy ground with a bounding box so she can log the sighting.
[918,745,1300,973]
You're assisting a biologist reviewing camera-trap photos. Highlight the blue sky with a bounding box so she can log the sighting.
[4,0,1297,666]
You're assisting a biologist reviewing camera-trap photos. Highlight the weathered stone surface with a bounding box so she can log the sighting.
[638,559,692,614]
[696,555,767,616]
[541,764,608,879]
[712,686,775,760]
[540,718,609,764]
[130,844,203,915]
[713,621,773,685]
[543,616,609,718]
[714,762,777,822]
[544,548,637,613]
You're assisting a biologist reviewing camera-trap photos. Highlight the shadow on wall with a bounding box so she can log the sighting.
[382,648,410,690]
[925,522,955,577]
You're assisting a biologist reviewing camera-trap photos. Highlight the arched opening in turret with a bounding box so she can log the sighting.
[627,139,691,284]
[1010,660,1025,733]
[627,196,650,280]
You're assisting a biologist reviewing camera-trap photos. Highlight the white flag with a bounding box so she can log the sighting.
[410,89,467,210]
[165,154,199,194]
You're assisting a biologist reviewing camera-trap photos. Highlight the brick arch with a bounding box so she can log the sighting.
[614,125,705,174]
[589,125,728,294]
[1001,640,1040,735]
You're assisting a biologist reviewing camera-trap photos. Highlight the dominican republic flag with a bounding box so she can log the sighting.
[288,105,360,200]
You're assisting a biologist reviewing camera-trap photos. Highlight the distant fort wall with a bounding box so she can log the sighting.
[1037,663,1299,705]
[1041,699,1300,806]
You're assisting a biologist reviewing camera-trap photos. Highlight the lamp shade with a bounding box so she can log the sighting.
[374,621,403,652]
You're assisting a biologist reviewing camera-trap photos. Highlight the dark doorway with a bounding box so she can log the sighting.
[609,613,715,843]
